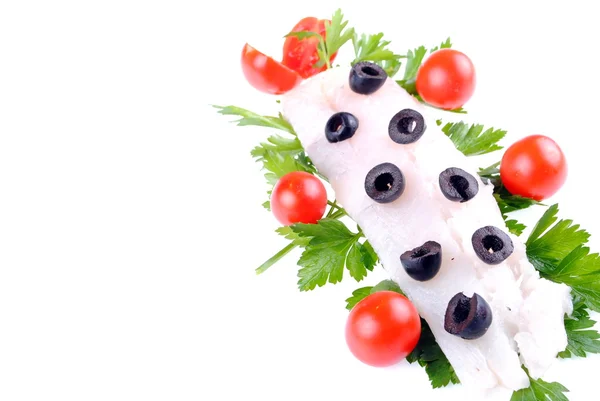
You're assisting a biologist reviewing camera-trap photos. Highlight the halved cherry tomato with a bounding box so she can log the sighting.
[271,171,327,225]
[416,49,476,110]
[241,43,302,95]
[282,17,336,79]
[500,135,567,201]
[346,291,421,368]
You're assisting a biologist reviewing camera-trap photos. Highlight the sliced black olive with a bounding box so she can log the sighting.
[444,292,493,340]
[325,112,359,143]
[364,162,405,204]
[472,226,514,265]
[388,109,426,144]
[400,241,442,281]
[439,167,479,202]
[349,61,388,95]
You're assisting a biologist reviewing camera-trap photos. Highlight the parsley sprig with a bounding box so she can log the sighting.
[510,368,569,401]
[285,9,354,69]
[351,32,405,77]
[526,205,600,312]
[441,121,507,156]
[559,297,600,358]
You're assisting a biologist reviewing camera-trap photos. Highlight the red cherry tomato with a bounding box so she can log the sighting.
[241,43,302,95]
[500,135,567,201]
[271,171,327,225]
[416,49,476,110]
[346,291,421,367]
[282,17,336,79]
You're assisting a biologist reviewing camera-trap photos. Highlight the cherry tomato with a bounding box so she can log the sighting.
[271,171,327,225]
[282,17,336,79]
[416,49,476,110]
[500,135,567,201]
[241,43,302,95]
[346,291,421,367]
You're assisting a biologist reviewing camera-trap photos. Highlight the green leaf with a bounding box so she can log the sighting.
[213,105,295,135]
[506,219,527,236]
[292,219,367,291]
[406,319,459,388]
[526,204,591,272]
[430,37,452,52]
[351,32,404,77]
[559,300,600,358]
[345,287,373,310]
[360,240,378,271]
[323,9,355,66]
[371,279,404,295]
[441,121,507,156]
[525,204,600,312]
[275,226,311,247]
[346,242,369,282]
[251,135,316,185]
[510,368,569,401]
[401,46,427,81]
[284,31,322,40]
[345,280,403,311]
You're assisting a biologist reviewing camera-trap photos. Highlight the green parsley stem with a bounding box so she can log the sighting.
[256,242,297,275]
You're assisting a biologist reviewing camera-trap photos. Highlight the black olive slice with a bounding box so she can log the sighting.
[472,226,514,265]
[444,292,493,340]
[388,109,426,144]
[364,163,405,204]
[439,167,479,202]
[349,61,388,95]
[400,241,442,281]
[325,112,359,143]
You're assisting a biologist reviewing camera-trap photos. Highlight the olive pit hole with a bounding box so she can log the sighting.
[412,248,429,258]
[398,117,417,134]
[374,173,394,192]
[361,66,379,76]
[483,235,504,253]
[453,298,471,323]
[449,175,470,200]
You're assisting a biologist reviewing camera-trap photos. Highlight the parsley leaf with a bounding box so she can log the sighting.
[430,37,453,53]
[371,279,403,294]
[510,368,569,401]
[322,9,355,68]
[526,205,600,311]
[526,205,591,273]
[352,32,404,77]
[441,121,507,156]
[292,219,373,291]
[407,319,460,388]
[559,298,600,358]
[345,287,373,310]
[397,45,427,90]
[506,219,527,236]
[345,280,402,310]
[251,135,313,185]
[213,105,295,135]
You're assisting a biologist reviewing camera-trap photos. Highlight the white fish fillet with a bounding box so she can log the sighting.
[282,68,573,391]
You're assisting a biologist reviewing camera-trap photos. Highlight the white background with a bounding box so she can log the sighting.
[1,1,599,400]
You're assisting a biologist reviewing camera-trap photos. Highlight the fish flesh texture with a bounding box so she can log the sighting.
[281,67,572,391]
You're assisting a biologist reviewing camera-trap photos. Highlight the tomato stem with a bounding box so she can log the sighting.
[256,243,298,275]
